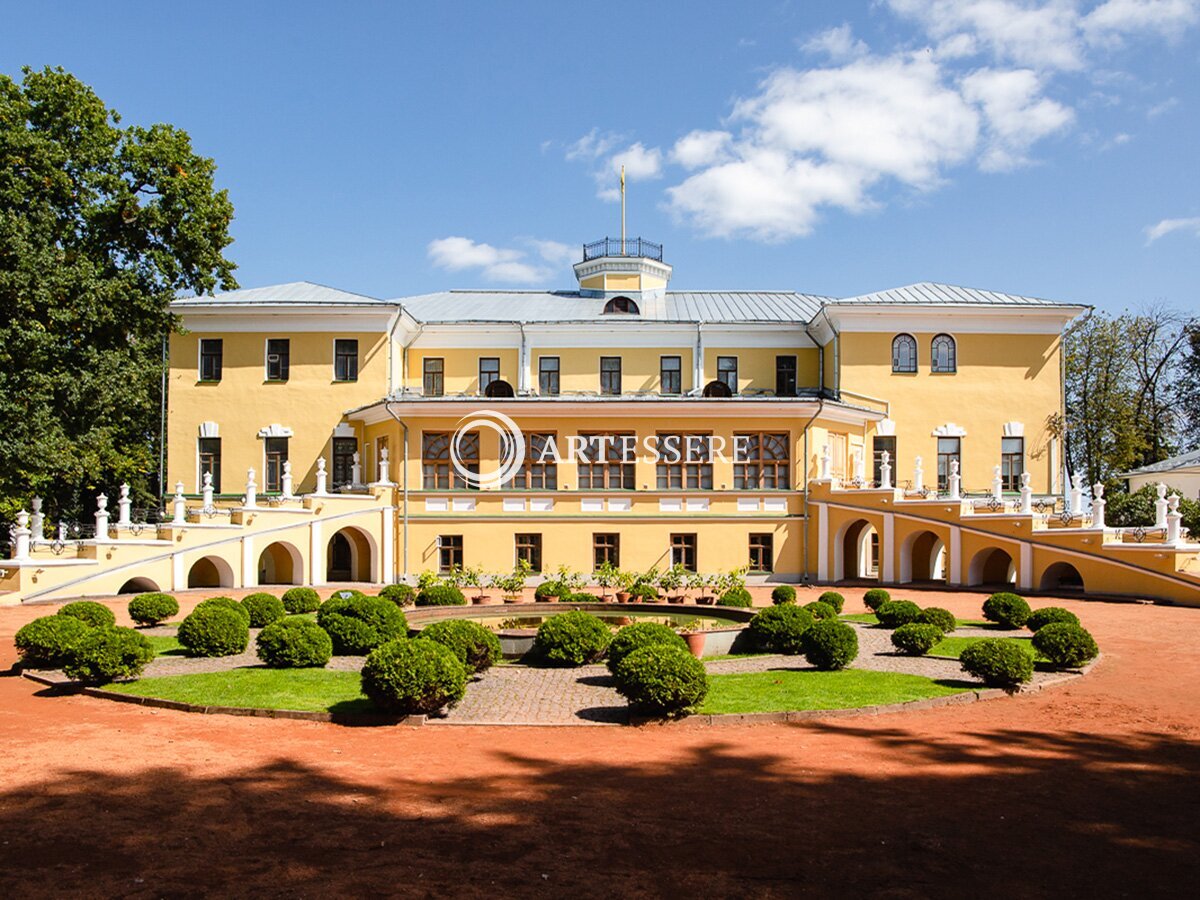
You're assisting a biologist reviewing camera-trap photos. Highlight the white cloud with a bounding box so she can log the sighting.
[567,132,664,201]
[960,68,1074,170]
[565,128,621,161]
[1147,96,1180,117]
[670,130,734,169]
[801,24,870,61]
[427,236,572,284]
[1144,217,1200,244]
[1083,0,1199,44]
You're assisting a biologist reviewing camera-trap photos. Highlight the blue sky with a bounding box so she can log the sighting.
[2,1,1198,310]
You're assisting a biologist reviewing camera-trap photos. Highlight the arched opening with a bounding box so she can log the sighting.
[836,518,880,581]
[187,555,235,589]
[118,576,160,594]
[603,296,639,315]
[899,530,945,583]
[326,526,375,583]
[484,379,515,398]
[1040,561,1085,593]
[258,540,303,585]
[968,547,1016,587]
[702,380,732,398]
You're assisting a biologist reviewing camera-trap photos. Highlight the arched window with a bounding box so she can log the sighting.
[603,295,639,315]
[931,334,956,373]
[891,334,917,373]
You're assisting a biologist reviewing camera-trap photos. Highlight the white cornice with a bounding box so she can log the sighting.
[822,304,1082,335]
[176,306,397,334]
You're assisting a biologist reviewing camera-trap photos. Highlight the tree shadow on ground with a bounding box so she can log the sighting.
[0,726,1197,897]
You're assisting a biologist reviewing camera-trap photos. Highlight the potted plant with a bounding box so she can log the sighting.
[615,569,637,603]
[461,564,490,605]
[555,563,585,598]
[688,570,715,605]
[494,558,532,603]
[417,570,441,594]
[659,563,687,604]
[679,620,707,657]
[634,567,661,603]
[594,559,619,602]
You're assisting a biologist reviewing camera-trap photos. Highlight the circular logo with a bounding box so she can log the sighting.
[450,409,525,489]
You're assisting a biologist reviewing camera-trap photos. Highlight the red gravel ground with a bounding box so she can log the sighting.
[1,586,1198,898]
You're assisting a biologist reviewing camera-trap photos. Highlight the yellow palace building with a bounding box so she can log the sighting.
[5,238,1200,605]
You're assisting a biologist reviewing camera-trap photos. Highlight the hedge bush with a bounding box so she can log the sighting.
[240,592,286,628]
[360,638,467,715]
[178,605,250,657]
[818,591,846,614]
[982,592,1031,628]
[379,584,416,607]
[57,600,115,628]
[803,600,837,620]
[317,595,408,655]
[532,611,611,666]
[612,644,709,717]
[420,620,501,674]
[876,600,923,629]
[127,592,179,626]
[415,584,467,607]
[194,596,250,624]
[256,616,333,668]
[918,606,956,634]
[628,584,659,602]
[717,587,753,608]
[1032,623,1098,669]
[281,587,321,614]
[891,623,944,656]
[62,626,155,684]
[570,592,602,603]
[327,588,369,602]
[959,639,1033,690]
[748,605,814,655]
[14,615,91,668]
[606,622,687,674]
[535,581,567,601]
[771,585,796,605]
[1026,607,1080,632]
[862,588,891,611]
[802,620,858,670]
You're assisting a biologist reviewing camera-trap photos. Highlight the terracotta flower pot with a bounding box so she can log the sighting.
[696,595,715,606]
[667,595,685,605]
[616,591,631,603]
[684,632,706,657]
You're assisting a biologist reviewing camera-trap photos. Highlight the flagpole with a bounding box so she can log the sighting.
[620,165,626,254]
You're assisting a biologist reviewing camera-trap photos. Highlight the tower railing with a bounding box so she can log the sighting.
[582,237,663,261]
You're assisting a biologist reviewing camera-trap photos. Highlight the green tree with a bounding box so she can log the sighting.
[0,67,236,531]
[1178,322,1200,447]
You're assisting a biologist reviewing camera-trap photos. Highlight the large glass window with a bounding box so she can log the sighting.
[873,436,897,486]
[593,533,620,569]
[505,432,558,490]
[264,437,288,492]
[438,535,463,573]
[266,338,290,382]
[655,434,713,489]
[892,334,917,373]
[539,356,560,395]
[199,339,223,382]
[717,356,738,393]
[748,534,774,572]
[734,432,790,490]
[660,356,682,394]
[198,437,221,492]
[937,437,961,490]
[515,534,542,572]
[577,434,635,490]
[479,357,500,393]
[332,437,357,488]
[334,339,358,382]
[1001,437,1024,491]
[670,534,697,572]
[775,356,797,396]
[931,334,956,373]
[422,431,478,490]
[423,358,444,396]
[600,357,622,395]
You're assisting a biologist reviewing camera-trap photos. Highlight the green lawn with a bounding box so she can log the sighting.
[930,635,1045,661]
[144,634,187,657]
[698,668,972,714]
[701,652,771,662]
[104,668,374,713]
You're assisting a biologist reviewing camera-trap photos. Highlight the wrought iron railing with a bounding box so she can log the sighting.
[582,237,663,261]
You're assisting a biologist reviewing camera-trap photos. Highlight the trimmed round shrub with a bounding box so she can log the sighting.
[717,587,753,608]
[613,644,708,717]
[818,591,846,614]
[569,592,602,603]
[748,605,814,655]
[982,592,1031,628]
[327,588,369,602]
[57,600,115,628]
[959,639,1033,690]
[281,587,321,614]
[803,600,837,620]
[421,619,501,674]
[178,605,250,657]
[918,606,957,634]
[876,600,923,629]
[1026,607,1080,632]
[1032,623,1098,669]
[606,622,687,674]
[360,638,467,715]
[535,580,566,601]
[15,615,91,668]
[629,584,659,602]
[532,611,611,666]
[317,595,408,655]
[195,596,250,624]
[240,592,286,628]
[62,626,154,684]
[891,623,944,656]
[256,616,333,668]
[862,588,891,612]
[415,584,467,607]
[802,620,859,670]
[771,585,797,605]
[127,592,179,626]
[379,584,415,607]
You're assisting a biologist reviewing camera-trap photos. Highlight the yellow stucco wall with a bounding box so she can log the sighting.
[531,348,695,394]
[406,348,520,395]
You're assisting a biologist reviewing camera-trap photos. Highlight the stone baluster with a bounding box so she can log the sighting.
[315,457,328,495]
[1154,482,1169,529]
[1091,482,1106,530]
[12,510,30,560]
[172,482,187,525]
[244,468,258,509]
[948,460,961,501]
[853,449,865,485]
[281,460,294,499]
[57,522,67,543]
[376,447,393,485]
[202,471,215,510]
[913,456,925,493]
[992,465,1003,502]
[351,452,363,488]
[29,497,44,543]
[879,450,892,490]
[94,493,109,540]
[1019,472,1033,515]
[1070,473,1083,518]
[819,444,832,480]
[117,483,132,528]
[1166,494,1182,545]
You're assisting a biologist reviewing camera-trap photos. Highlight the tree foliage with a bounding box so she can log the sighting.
[0,66,236,530]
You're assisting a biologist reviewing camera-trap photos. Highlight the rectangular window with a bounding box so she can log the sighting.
[1001,437,1024,491]
[749,534,774,572]
[506,432,558,490]
[265,338,290,382]
[655,434,713,489]
[937,437,961,491]
[873,436,897,486]
[198,437,222,493]
[264,437,288,492]
[199,339,223,382]
[660,355,682,394]
[332,437,357,488]
[423,358,444,396]
[538,356,560,395]
[423,431,478,490]
[515,533,542,572]
[577,433,635,490]
[438,535,463,574]
[670,533,697,572]
[334,339,358,382]
[718,356,738,393]
[775,355,797,397]
[734,432,790,490]
[600,356,622,395]
[593,533,620,569]
[479,357,500,393]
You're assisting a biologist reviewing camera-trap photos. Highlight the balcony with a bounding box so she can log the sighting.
[582,237,663,262]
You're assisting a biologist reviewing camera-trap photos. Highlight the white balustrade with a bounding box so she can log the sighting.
[1155,483,1169,529]
[13,510,30,560]
[375,447,394,486]
[1166,494,1182,545]
[1092,482,1106,530]
[244,467,258,509]
[1070,473,1083,517]
[913,456,924,493]
[95,493,109,540]
[30,497,44,542]
[991,465,1003,502]
[202,471,215,510]
[117,483,132,528]
[281,460,294,499]
[315,457,329,495]
[947,459,961,501]
[852,449,865,485]
[879,450,892,490]
[819,444,832,480]
[350,452,363,488]
[1019,472,1033,515]
[172,481,187,525]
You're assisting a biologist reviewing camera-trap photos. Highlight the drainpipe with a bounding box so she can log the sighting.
[693,323,704,394]
[518,322,529,393]
[384,400,409,579]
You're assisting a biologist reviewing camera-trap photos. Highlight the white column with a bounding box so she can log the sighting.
[948,525,962,585]
[880,451,892,490]
[1018,542,1033,591]
[1166,495,1182,545]
[281,460,294,499]
[30,497,44,542]
[12,510,30,560]
[315,457,329,495]
[913,456,925,493]
[244,467,258,508]
[241,534,256,587]
[882,512,895,582]
[819,443,832,480]
[1019,472,1033,515]
[172,481,187,525]
[1154,483,1169,529]
[310,519,325,586]
[947,460,961,501]
[202,471,215,510]
[117,483,132,528]
[991,466,1003,502]
[816,502,829,581]
[94,493,109,540]
[381,507,395,582]
[1092,482,1106,530]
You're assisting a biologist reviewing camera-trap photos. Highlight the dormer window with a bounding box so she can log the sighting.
[603,296,639,315]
